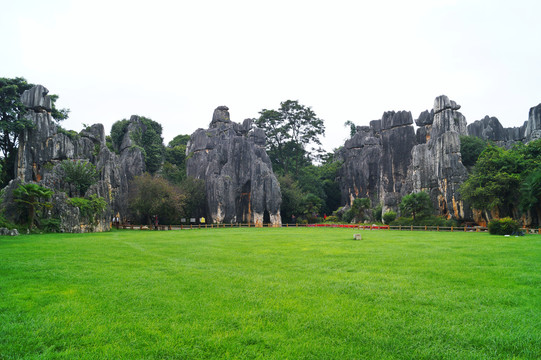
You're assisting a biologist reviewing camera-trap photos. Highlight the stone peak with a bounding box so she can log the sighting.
[21,84,52,112]
[210,106,231,127]
[433,95,461,114]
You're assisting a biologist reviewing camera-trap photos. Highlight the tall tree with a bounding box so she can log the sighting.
[460,144,524,217]
[255,100,325,176]
[128,173,185,225]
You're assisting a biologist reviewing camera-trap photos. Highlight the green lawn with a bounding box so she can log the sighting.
[0,228,540,359]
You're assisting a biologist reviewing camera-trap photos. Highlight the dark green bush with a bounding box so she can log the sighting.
[382,210,397,224]
[372,203,383,222]
[488,217,520,235]
[39,218,61,233]
[342,209,354,223]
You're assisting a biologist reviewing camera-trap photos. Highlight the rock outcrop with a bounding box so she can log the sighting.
[467,116,526,148]
[339,95,470,220]
[9,85,146,232]
[338,111,416,212]
[408,96,469,219]
[186,106,282,226]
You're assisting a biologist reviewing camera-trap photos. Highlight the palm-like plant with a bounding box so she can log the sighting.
[13,183,53,229]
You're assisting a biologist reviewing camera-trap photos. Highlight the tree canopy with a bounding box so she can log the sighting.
[255,100,325,176]
[399,191,432,220]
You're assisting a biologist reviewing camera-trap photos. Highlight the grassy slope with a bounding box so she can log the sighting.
[0,228,540,359]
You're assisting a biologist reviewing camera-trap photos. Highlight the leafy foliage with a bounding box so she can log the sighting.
[56,160,99,197]
[372,203,383,222]
[69,195,107,225]
[460,135,488,167]
[39,218,61,233]
[255,100,325,176]
[459,143,536,217]
[519,170,541,215]
[179,177,206,219]
[128,173,186,225]
[110,119,130,153]
[399,191,432,220]
[351,198,371,222]
[13,183,53,229]
[488,217,520,235]
[344,120,357,138]
[382,210,397,224]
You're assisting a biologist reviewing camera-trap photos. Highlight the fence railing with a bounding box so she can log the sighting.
[113,222,541,234]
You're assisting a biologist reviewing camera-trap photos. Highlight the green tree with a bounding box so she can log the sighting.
[255,100,325,175]
[179,176,206,219]
[399,191,432,220]
[460,135,488,167]
[128,173,185,225]
[519,170,541,223]
[162,133,190,185]
[278,174,304,223]
[460,145,524,217]
[56,159,99,197]
[110,116,165,173]
[351,198,371,221]
[13,183,53,230]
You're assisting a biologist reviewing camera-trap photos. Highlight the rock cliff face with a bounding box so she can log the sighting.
[408,96,469,219]
[466,102,541,147]
[339,95,469,220]
[10,85,146,232]
[338,111,416,213]
[186,106,282,226]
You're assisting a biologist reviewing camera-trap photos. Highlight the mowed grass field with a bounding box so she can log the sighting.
[0,228,540,360]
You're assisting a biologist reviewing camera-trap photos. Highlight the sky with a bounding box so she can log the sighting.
[1,0,540,151]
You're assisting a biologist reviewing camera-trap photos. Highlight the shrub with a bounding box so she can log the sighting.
[488,217,520,235]
[324,215,339,222]
[372,203,383,222]
[56,160,99,197]
[342,209,354,223]
[39,218,61,232]
[69,195,107,225]
[382,210,397,224]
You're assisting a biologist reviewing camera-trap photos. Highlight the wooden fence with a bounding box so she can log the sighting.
[114,222,541,234]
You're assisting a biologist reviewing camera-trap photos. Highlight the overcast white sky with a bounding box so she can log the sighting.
[1,0,540,151]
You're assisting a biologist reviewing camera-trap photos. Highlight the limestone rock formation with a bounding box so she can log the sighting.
[338,111,416,212]
[339,95,470,220]
[10,85,146,232]
[524,103,541,141]
[467,116,526,148]
[186,106,282,226]
[408,96,469,220]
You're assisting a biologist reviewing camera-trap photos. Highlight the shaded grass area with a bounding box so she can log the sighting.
[0,228,540,359]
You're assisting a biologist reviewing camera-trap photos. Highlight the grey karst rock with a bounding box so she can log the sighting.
[339,95,471,221]
[186,106,281,226]
[20,84,52,111]
[407,96,469,220]
[10,85,146,232]
[338,111,416,213]
[467,115,527,148]
[379,112,416,209]
[524,103,541,141]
